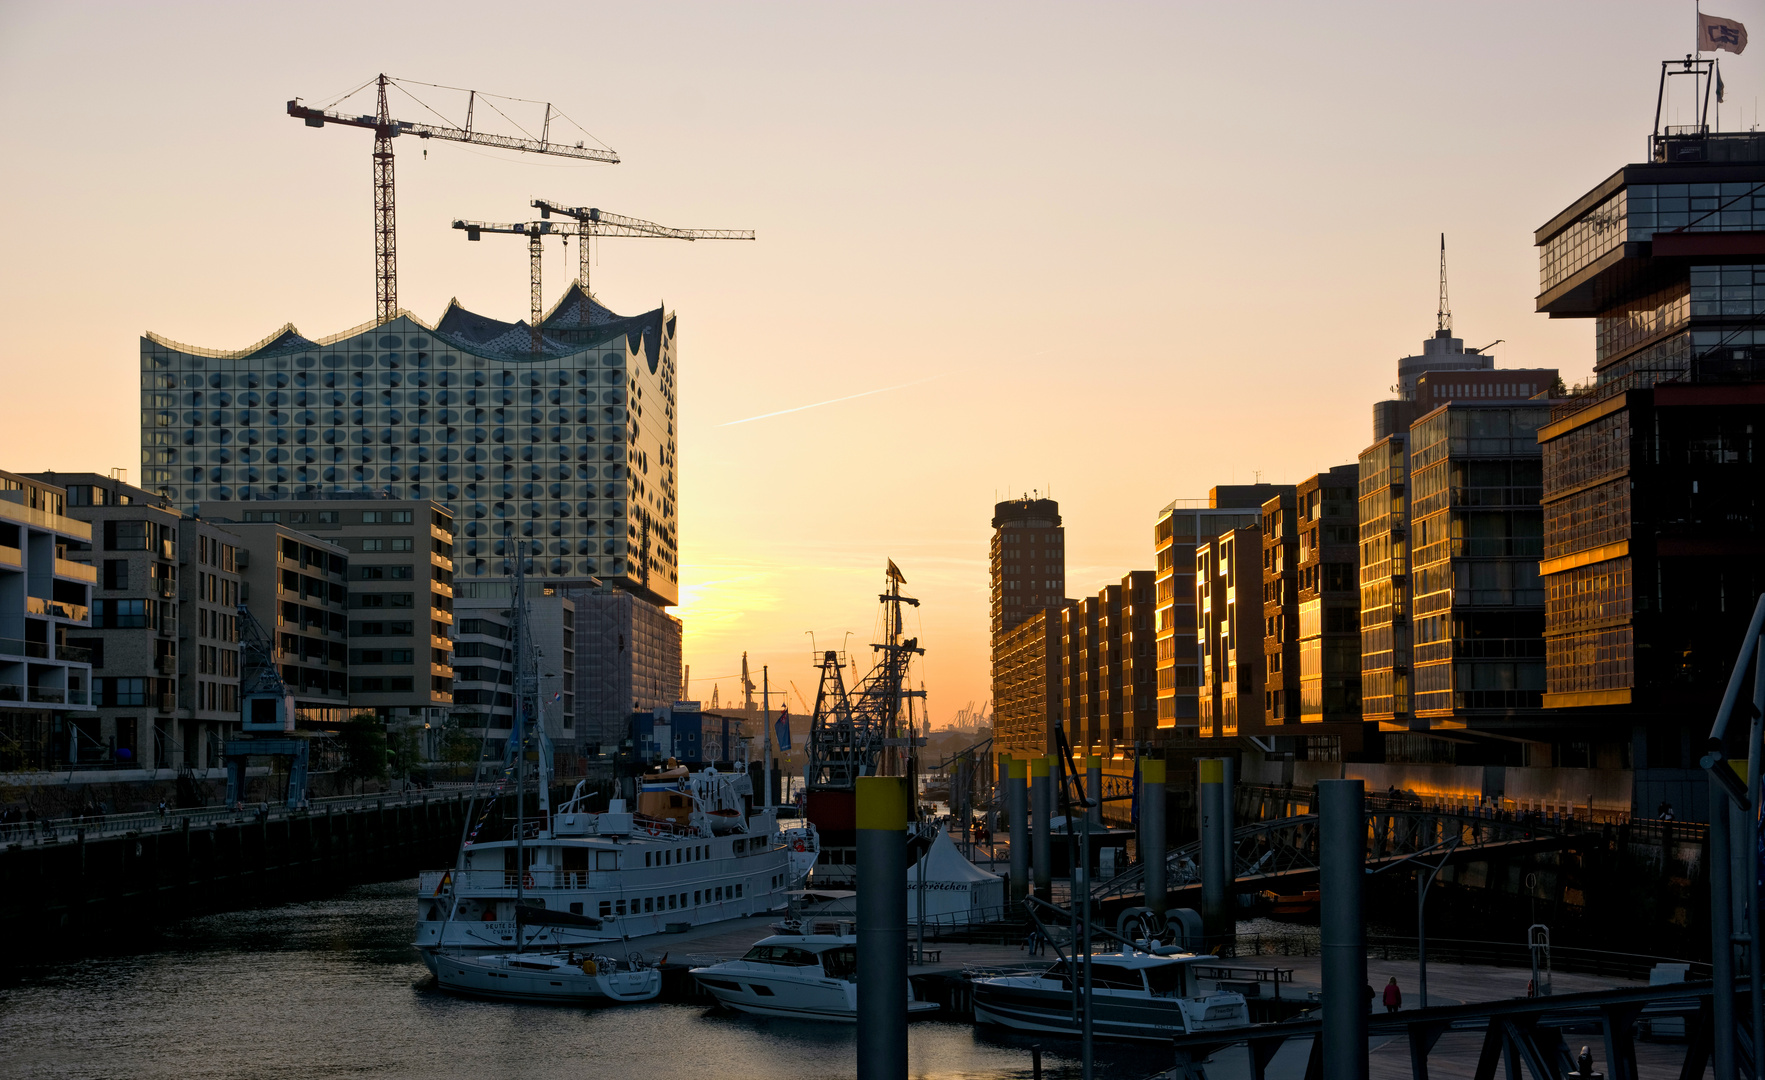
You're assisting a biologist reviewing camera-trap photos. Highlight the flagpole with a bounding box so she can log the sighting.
[763,665,773,811]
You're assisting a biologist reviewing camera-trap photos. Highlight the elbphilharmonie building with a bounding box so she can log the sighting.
[140,285,680,607]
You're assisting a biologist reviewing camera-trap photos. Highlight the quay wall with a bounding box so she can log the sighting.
[0,793,475,966]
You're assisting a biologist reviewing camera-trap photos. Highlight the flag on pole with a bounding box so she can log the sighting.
[1719,66,1728,103]
[775,707,791,751]
[1700,12,1748,54]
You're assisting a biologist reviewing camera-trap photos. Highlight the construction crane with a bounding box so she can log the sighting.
[287,74,620,326]
[531,199,755,315]
[452,207,755,348]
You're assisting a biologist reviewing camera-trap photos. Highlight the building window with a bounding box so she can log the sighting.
[103,559,129,591]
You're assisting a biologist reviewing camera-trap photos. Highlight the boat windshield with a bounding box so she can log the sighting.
[1144,963,1188,998]
[1090,964,1147,992]
[820,946,857,979]
[740,945,822,966]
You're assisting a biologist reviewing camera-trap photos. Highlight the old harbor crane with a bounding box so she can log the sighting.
[451,207,755,350]
[287,74,621,326]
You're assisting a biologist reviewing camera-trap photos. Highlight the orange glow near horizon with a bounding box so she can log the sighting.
[0,2,1743,727]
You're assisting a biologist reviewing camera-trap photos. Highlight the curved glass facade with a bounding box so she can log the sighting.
[140,299,680,606]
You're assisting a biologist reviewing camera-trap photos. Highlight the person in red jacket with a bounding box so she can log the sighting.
[1382,976,1402,1013]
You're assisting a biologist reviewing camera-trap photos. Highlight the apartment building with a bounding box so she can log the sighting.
[992,606,1062,756]
[1358,435,1411,729]
[230,498,455,723]
[1260,490,1300,728]
[452,589,576,768]
[34,471,247,771]
[1151,488,1277,736]
[1293,467,1365,752]
[220,521,351,725]
[0,471,97,769]
[1197,525,1265,741]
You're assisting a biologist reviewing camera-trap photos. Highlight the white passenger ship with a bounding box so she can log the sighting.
[415,768,806,969]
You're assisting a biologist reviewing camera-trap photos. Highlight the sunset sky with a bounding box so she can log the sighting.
[0,2,1750,726]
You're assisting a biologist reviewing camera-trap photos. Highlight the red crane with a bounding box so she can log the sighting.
[288,74,620,325]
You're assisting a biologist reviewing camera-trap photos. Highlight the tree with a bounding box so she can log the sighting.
[338,714,389,792]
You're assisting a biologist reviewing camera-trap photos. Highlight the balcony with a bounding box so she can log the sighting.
[55,558,98,584]
[24,596,89,622]
[0,638,93,663]
[0,545,21,570]
[5,685,93,706]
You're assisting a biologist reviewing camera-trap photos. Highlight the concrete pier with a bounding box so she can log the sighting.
[0,792,472,962]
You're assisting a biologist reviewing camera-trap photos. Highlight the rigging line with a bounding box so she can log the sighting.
[387,80,466,132]
[314,76,380,111]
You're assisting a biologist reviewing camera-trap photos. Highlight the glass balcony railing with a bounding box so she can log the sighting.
[0,638,92,663]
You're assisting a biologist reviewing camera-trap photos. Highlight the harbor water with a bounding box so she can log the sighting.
[0,879,1184,1080]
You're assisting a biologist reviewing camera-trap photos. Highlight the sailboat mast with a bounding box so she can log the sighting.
[762,666,772,811]
[512,554,527,952]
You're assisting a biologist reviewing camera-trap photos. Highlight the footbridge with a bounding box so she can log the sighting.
[1092,807,1591,906]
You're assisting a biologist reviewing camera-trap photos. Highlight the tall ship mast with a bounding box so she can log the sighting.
[803,561,926,884]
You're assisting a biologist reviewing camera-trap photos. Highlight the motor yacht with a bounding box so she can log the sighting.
[690,932,941,1021]
[971,947,1248,1041]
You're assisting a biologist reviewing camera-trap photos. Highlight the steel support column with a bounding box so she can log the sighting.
[1031,755,1052,896]
[1007,756,1028,905]
[1320,778,1368,1080]
[1141,757,1166,917]
[857,776,909,1080]
[1200,759,1228,941]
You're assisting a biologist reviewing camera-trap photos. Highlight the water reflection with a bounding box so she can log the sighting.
[0,880,1183,1080]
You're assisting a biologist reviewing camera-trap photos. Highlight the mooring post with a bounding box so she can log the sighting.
[1031,755,1052,897]
[1141,757,1166,917]
[1319,778,1368,1080]
[1200,759,1227,945]
[856,775,909,1080]
[1007,756,1028,906]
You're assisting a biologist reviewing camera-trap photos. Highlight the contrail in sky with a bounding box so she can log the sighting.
[718,374,948,427]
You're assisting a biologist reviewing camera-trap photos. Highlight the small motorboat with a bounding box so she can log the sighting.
[691,932,940,1021]
[971,946,1247,1041]
[1259,889,1320,920]
[434,949,661,1004]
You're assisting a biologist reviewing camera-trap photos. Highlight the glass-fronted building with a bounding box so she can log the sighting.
[139,285,679,607]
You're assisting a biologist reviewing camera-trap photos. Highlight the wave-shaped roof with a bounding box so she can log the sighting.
[146,284,667,365]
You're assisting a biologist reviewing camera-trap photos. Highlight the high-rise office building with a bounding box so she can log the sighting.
[989,498,1065,642]
[1259,491,1300,727]
[139,286,679,606]
[1407,402,1550,732]
[989,497,1065,755]
[1533,94,1765,810]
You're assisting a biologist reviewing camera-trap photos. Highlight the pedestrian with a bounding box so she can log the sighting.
[1383,976,1402,1013]
[1365,983,1376,1012]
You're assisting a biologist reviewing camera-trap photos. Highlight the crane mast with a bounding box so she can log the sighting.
[288,74,620,325]
[453,206,754,341]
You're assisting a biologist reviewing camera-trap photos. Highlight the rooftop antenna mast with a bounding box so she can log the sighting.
[1436,233,1452,337]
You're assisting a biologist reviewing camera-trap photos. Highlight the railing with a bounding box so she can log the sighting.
[1,785,476,848]
[23,597,88,622]
[55,558,98,583]
[0,638,84,661]
[1230,932,1709,983]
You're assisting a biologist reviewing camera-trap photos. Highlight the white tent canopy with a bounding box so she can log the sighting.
[907,826,1005,923]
